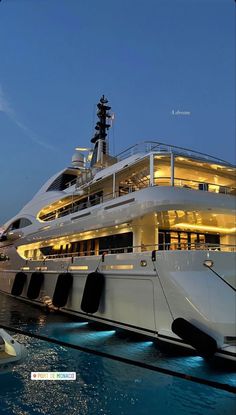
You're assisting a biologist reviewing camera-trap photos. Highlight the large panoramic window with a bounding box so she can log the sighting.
[46,172,77,191]
[174,157,235,194]
[36,231,133,259]
[158,229,220,250]
[38,191,104,222]
[154,155,171,186]
[116,157,150,195]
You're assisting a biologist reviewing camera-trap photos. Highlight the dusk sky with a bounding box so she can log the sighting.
[0,0,235,225]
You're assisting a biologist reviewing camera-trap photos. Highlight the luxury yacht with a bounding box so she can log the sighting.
[0,329,26,373]
[0,96,235,361]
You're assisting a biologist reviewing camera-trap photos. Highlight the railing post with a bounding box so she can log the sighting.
[171,153,175,186]
[150,153,154,186]
[113,172,116,197]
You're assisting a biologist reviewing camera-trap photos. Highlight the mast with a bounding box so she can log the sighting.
[90,95,112,168]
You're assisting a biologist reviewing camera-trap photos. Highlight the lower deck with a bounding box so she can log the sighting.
[0,248,235,361]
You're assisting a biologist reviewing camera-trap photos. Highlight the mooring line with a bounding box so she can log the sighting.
[152,260,175,322]
[1,324,235,394]
[204,264,236,292]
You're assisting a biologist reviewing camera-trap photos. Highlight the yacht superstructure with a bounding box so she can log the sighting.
[0,96,235,361]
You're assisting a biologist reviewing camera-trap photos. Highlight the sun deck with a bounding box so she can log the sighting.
[38,141,236,222]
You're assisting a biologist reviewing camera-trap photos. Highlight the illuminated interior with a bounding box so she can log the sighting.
[37,153,235,223]
[154,210,236,231]
[154,155,171,185]
[17,223,133,260]
[37,195,82,221]
[17,207,236,261]
[173,156,235,192]
[116,158,150,194]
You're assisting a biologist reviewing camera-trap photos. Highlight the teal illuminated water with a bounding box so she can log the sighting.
[0,293,235,415]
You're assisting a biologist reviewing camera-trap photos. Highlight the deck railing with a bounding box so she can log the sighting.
[116,141,234,166]
[25,243,236,262]
[39,175,236,222]
[61,141,234,191]
[172,177,235,195]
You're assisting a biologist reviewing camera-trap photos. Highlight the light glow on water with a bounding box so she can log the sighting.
[48,322,89,330]
[141,341,154,346]
[129,341,154,349]
[68,322,89,328]
[89,330,116,337]
[0,290,235,415]
[181,355,205,368]
[113,341,155,355]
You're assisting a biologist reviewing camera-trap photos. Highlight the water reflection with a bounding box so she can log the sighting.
[0,292,235,415]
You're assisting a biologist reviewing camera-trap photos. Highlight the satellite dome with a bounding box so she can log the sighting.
[71,150,85,169]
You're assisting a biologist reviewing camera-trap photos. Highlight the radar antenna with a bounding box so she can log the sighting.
[90,95,114,168]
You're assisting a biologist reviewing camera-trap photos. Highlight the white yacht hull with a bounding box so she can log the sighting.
[0,249,235,362]
[0,132,235,362]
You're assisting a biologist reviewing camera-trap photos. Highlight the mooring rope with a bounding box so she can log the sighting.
[204,264,236,292]
[95,252,106,272]
[152,252,175,322]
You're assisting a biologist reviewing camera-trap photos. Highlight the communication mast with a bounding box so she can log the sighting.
[90,95,114,168]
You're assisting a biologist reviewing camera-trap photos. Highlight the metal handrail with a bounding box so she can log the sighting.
[65,178,77,188]
[116,140,235,166]
[39,174,236,222]
[26,242,236,261]
[172,177,235,194]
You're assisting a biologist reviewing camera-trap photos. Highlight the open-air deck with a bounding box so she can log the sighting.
[38,141,236,222]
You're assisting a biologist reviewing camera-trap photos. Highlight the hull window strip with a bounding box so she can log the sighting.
[71,212,91,221]
[104,198,135,210]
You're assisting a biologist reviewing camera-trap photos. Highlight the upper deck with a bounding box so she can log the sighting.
[36,140,235,222]
[116,140,234,166]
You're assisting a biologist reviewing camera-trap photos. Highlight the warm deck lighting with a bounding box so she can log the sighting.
[103,265,134,270]
[35,266,48,271]
[172,223,236,233]
[69,265,89,271]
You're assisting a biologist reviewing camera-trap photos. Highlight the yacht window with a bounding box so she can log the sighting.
[154,155,171,186]
[19,218,32,228]
[158,229,220,250]
[116,158,150,195]
[7,218,32,231]
[98,232,133,254]
[38,191,104,222]
[40,246,53,256]
[38,231,133,259]
[47,173,77,191]
[174,157,235,193]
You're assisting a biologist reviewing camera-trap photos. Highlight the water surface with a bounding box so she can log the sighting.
[0,292,235,415]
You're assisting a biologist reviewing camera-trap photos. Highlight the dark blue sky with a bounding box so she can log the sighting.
[0,0,235,224]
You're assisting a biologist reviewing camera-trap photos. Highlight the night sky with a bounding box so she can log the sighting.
[0,0,235,224]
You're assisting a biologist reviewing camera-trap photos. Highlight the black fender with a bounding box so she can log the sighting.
[27,272,44,300]
[52,273,73,308]
[11,272,27,296]
[172,318,217,358]
[81,271,105,314]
